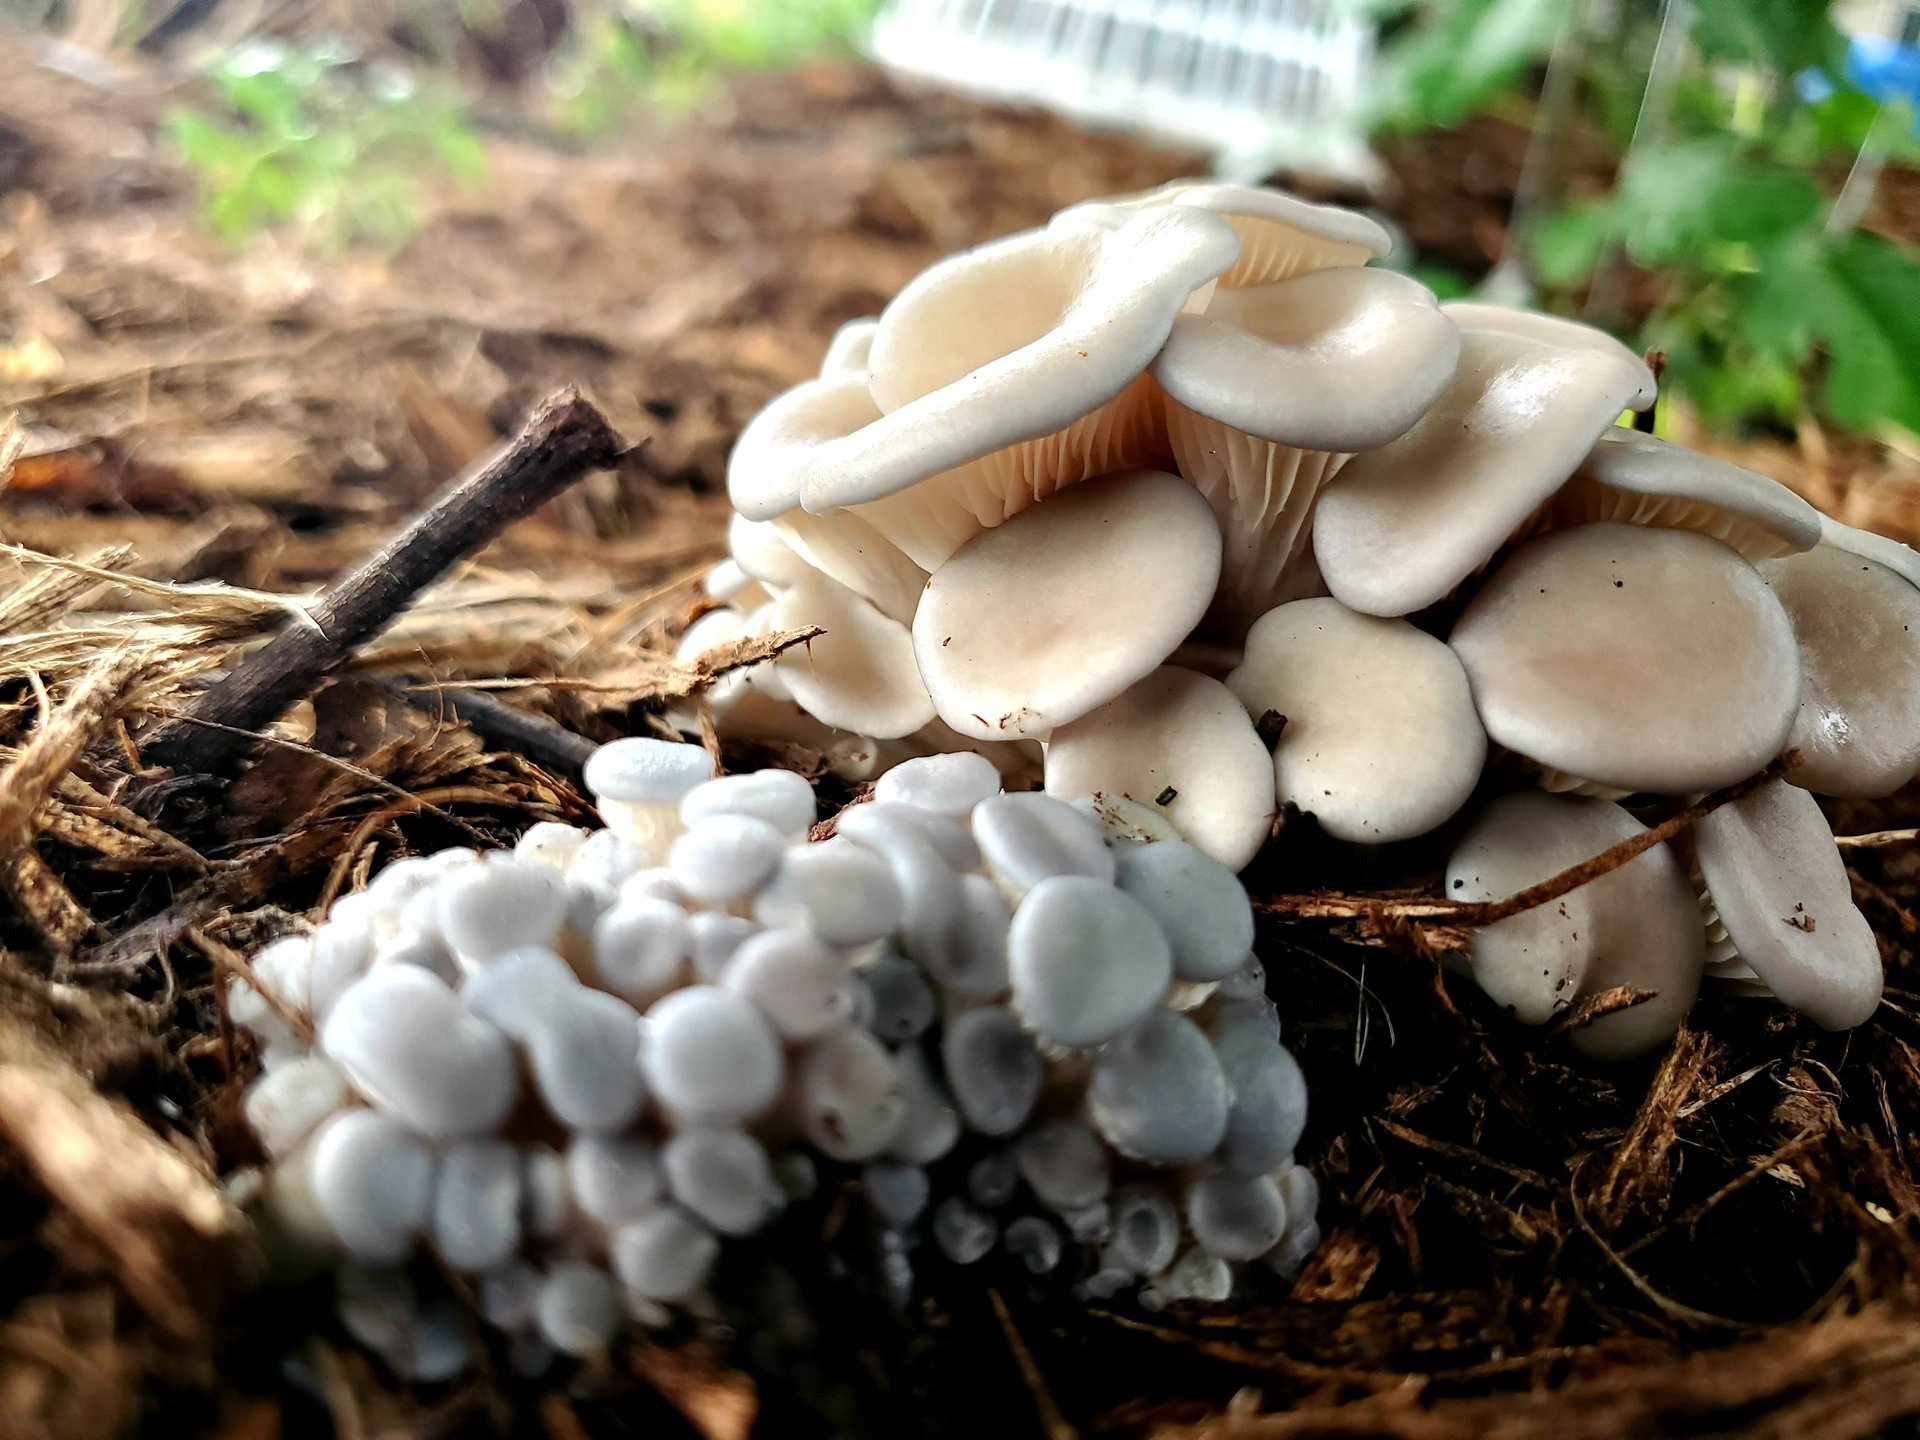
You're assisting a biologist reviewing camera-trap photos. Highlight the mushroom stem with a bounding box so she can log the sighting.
[1257,751,1801,932]
[144,390,628,776]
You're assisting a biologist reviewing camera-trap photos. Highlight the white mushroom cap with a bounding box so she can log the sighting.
[730,207,1236,523]
[524,988,649,1133]
[728,514,815,587]
[1553,428,1822,561]
[754,838,905,946]
[820,315,879,377]
[770,506,929,624]
[1692,779,1881,1030]
[1053,181,1392,288]
[1227,598,1486,843]
[565,1135,664,1226]
[582,739,717,856]
[640,985,785,1122]
[435,857,567,962]
[679,768,817,838]
[535,1263,621,1357]
[1439,302,1659,406]
[308,1109,437,1263]
[1087,1009,1231,1165]
[912,469,1223,740]
[668,814,786,904]
[1446,791,1705,1059]
[1761,541,1920,798]
[872,751,1002,815]
[244,1054,351,1159]
[321,966,518,1139]
[1008,875,1174,1047]
[722,927,859,1040]
[431,1140,522,1273]
[1153,267,1460,451]
[662,1126,782,1236]
[792,1025,909,1161]
[972,791,1116,898]
[1450,523,1801,795]
[1044,667,1276,871]
[766,572,936,740]
[612,1208,720,1303]
[1313,326,1661,617]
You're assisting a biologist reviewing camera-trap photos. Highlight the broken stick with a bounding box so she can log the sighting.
[144,389,626,776]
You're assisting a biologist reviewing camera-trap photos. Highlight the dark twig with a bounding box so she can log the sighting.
[381,677,599,780]
[143,390,625,775]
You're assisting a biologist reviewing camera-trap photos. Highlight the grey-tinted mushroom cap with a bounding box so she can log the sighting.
[566,1135,664,1225]
[864,1162,932,1228]
[889,1045,961,1165]
[1440,302,1659,407]
[1104,1184,1182,1274]
[766,572,937,740]
[1693,780,1882,1030]
[972,791,1116,896]
[931,1197,999,1264]
[1044,667,1276,871]
[1821,516,1920,589]
[1152,267,1460,451]
[732,208,1237,521]
[431,1140,521,1273]
[1114,840,1254,981]
[861,953,937,1041]
[1088,1009,1231,1164]
[1450,523,1801,794]
[1212,1021,1309,1177]
[913,469,1224,741]
[1009,876,1174,1047]
[1227,598,1486,843]
[535,1263,621,1357]
[641,986,785,1121]
[309,1109,437,1263]
[1564,428,1822,560]
[1015,1119,1112,1209]
[942,1006,1044,1136]
[1314,327,1661,617]
[321,966,518,1139]
[662,1127,782,1236]
[1447,791,1705,1059]
[1762,543,1920,798]
[611,1208,720,1303]
[820,316,879,377]
[1186,1173,1288,1262]
[1053,181,1391,287]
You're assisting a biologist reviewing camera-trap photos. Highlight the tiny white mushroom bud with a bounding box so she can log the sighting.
[526,988,648,1133]
[566,1135,664,1226]
[612,1207,721,1302]
[754,839,905,947]
[931,1197,998,1265]
[1009,876,1173,1048]
[642,986,785,1122]
[722,928,859,1040]
[582,738,717,858]
[1187,1172,1288,1262]
[942,1006,1043,1136]
[308,917,377,1020]
[515,821,589,872]
[837,800,983,871]
[536,1262,622,1356]
[873,752,1001,815]
[1105,1183,1181,1275]
[480,1259,542,1331]
[569,829,649,893]
[794,1025,908,1160]
[863,1162,931,1227]
[459,945,579,1040]
[669,814,787,904]
[1089,1010,1231,1165]
[1147,1247,1233,1306]
[663,1126,783,1236]
[252,934,316,1015]
[593,896,692,1004]
[310,1110,437,1263]
[370,927,461,986]
[322,966,517,1139]
[244,1054,351,1159]
[968,1149,1020,1209]
[680,768,817,837]
[890,1045,961,1164]
[972,792,1116,899]
[1116,840,1256,983]
[688,911,761,983]
[862,953,937,1041]
[1003,1216,1064,1274]
[432,1140,522,1273]
[436,856,568,962]
[1016,1120,1111,1211]
[400,1301,471,1383]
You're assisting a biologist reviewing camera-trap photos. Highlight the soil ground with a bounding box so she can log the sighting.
[4,38,1920,1440]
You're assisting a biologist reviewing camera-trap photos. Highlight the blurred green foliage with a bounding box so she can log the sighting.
[169,38,487,249]
[1379,0,1920,438]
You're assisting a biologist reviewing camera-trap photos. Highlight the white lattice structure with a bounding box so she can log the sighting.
[868,0,1380,183]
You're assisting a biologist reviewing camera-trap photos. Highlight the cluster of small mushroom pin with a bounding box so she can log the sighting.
[229,740,1315,1378]
[693,178,1920,1058]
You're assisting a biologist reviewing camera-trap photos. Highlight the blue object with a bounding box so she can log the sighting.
[1845,33,1920,107]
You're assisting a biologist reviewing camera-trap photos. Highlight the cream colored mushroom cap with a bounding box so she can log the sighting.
[1447,790,1703,1058]
[1441,302,1658,409]
[774,207,1236,513]
[1227,598,1486,844]
[1053,181,1391,287]
[1045,666,1276,871]
[820,316,878,378]
[1559,428,1822,560]
[728,375,884,521]
[1313,326,1659,617]
[912,469,1223,741]
[766,572,935,740]
[1151,267,1462,452]
[1693,779,1881,1030]
[1451,523,1800,795]
[1761,543,1920,798]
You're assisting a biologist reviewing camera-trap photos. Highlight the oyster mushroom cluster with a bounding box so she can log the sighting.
[693,179,1920,1056]
[230,742,1316,1378]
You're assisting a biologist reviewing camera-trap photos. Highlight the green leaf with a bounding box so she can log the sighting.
[1529,201,1613,287]
[1370,0,1570,133]
[1690,0,1844,80]
[1813,231,1920,434]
